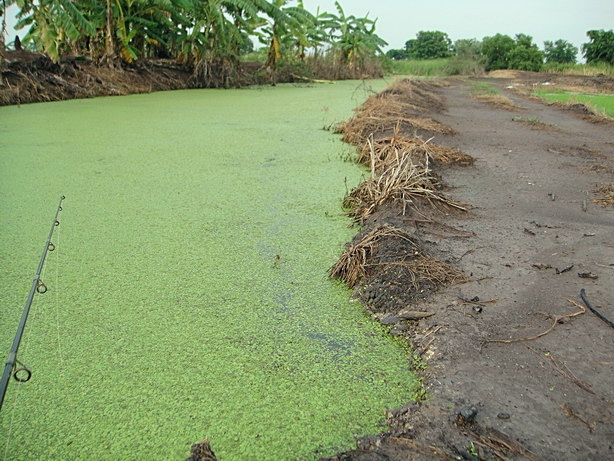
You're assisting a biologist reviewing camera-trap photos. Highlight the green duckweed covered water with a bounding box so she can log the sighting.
[0,80,417,460]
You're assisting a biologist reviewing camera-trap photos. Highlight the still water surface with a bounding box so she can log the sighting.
[0,80,417,459]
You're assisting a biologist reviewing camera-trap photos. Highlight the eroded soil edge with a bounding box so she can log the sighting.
[324,76,614,461]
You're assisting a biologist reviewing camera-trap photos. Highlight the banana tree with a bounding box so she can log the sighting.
[178,0,269,86]
[255,0,316,70]
[321,1,386,69]
[12,0,96,62]
[104,0,186,63]
[1,1,7,51]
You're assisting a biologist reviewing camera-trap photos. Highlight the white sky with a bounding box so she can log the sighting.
[301,0,614,53]
[3,1,613,55]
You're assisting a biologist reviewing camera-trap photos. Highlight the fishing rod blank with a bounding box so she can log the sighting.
[0,195,65,412]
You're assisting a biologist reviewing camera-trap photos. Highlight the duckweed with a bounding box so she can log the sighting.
[0,80,418,460]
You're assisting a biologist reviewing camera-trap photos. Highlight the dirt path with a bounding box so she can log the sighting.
[329,78,614,460]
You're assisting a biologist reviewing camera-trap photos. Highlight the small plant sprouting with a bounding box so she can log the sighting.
[468,441,479,458]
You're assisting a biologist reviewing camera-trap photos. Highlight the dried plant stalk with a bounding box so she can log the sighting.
[380,255,469,290]
[335,80,457,147]
[344,141,466,223]
[593,185,614,207]
[356,128,473,170]
[329,225,414,287]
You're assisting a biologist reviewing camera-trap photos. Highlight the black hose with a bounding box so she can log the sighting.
[580,288,614,329]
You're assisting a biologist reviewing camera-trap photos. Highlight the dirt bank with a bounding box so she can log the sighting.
[326,75,613,460]
[0,51,382,106]
[0,50,198,105]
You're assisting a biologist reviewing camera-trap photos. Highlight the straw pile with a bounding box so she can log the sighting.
[378,79,446,113]
[377,254,468,292]
[330,78,472,308]
[593,185,614,207]
[355,130,474,169]
[329,224,467,291]
[329,225,414,288]
[343,136,466,224]
[336,102,455,146]
[335,79,457,147]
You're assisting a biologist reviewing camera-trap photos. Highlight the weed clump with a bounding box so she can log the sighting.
[356,131,474,169]
[331,78,472,312]
[593,185,614,207]
[335,79,456,146]
[343,137,466,224]
[329,224,467,299]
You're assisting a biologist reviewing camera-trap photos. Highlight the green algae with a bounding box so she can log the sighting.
[0,80,418,460]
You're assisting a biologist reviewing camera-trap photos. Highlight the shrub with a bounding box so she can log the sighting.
[582,29,614,65]
[544,39,578,64]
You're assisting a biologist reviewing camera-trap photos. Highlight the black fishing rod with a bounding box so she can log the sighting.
[0,195,65,412]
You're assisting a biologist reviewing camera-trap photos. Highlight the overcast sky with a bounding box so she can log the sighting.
[3,1,613,56]
[302,0,614,53]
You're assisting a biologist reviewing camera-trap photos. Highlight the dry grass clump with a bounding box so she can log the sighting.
[329,224,467,290]
[554,102,613,124]
[469,82,522,111]
[344,139,466,223]
[336,108,455,146]
[335,80,456,146]
[472,93,521,111]
[487,70,521,79]
[329,225,415,287]
[382,254,468,290]
[591,164,614,175]
[356,131,474,169]
[427,143,475,166]
[378,79,446,113]
[593,185,614,206]
[511,116,559,131]
[330,78,470,302]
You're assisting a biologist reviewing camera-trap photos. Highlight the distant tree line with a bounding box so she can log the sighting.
[386,29,614,71]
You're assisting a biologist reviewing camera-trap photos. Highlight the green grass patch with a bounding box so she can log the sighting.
[534,89,614,116]
[469,82,520,110]
[388,58,451,76]
[541,62,614,76]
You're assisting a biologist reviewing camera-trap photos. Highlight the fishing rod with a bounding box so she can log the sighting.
[0,195,65,412]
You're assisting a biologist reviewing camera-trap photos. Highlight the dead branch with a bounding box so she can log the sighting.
[546,353,595,395]
[485,299,585,344]
[561,404,596,432]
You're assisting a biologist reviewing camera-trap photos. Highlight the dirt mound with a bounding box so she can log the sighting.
[0,50,387,106]
[487,69,522,79]
[335,79,457,146]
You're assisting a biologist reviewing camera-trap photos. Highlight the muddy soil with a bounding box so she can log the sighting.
[326,75,614,460]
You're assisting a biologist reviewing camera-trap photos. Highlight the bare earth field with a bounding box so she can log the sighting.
[327,75,614,460]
